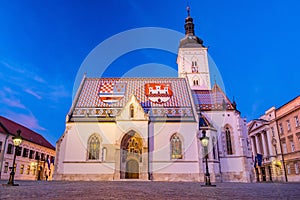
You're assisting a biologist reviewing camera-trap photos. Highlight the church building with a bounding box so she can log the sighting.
[54,8,253,182]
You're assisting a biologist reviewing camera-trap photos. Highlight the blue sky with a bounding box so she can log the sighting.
[0,0,299,145]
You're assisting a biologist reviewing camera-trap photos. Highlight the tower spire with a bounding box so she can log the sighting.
[186,1,190,17]
[184,6,194,36]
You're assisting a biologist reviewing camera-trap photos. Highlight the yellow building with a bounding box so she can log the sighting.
[276,96,300,182]
[0,116,55,181]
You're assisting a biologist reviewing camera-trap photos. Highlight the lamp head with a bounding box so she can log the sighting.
[200,130,209,147]
[13,129,22,147]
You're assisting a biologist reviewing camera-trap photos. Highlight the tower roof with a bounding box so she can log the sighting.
[179,6,204,48]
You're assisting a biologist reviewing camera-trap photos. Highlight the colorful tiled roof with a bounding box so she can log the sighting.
[192,84,235,111]
[0,116,55,150]
[71,78,196,122]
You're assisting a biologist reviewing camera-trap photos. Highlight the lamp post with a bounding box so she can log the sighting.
[200,129,216,187]
[7,129,22,186]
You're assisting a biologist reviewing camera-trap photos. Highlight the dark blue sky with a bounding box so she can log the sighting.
[1,0,299,145]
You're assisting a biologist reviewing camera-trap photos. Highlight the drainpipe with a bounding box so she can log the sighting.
[0,122,11,179]
[274,114,288,182]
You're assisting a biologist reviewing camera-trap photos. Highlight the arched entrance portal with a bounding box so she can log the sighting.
[120,131,142,179]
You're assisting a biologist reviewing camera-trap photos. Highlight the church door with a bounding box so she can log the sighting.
[120,132,142,179]
[125,160,139,179]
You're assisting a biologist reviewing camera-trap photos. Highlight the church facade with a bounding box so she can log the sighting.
[54,9,253,182]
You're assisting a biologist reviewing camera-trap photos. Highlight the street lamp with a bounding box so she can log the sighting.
[200,129,216,187]
[7,129,22,186]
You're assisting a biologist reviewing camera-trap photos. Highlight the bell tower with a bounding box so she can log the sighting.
[177,6,211,90]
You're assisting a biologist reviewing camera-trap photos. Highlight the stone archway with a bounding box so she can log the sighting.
[120,131,142,179]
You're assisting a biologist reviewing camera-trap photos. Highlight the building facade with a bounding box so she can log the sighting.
[0,116,55,181]
[54,8,253,182]
[276,96,300,182]
[248,96,300,182]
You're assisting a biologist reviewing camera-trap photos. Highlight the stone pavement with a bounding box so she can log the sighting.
[1,180,300,200]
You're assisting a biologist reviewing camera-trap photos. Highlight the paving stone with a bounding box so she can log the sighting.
[1,180,300,200]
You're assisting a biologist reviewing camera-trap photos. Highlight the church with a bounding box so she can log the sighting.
[53,8,253,182]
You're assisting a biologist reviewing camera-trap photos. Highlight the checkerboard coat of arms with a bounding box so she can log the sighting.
[98,82,126,103]
[145,83,173,103]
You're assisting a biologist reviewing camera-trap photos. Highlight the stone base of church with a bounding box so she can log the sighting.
[53,172,251,182]
[152,173,201,182]
[53,173,115,181]
[53,172,150,181]
[219,171,250,182]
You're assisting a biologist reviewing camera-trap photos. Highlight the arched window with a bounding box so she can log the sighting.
[171,134,182,159]
[212,137,217,159]
[7,143,13,154]
[192,60,198,73]
[130,104,134,118]
[225,127,233,155]
[88,134,100,160]
[193,79,199,86]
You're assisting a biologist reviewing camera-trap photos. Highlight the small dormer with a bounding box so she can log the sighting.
[116,95,149,121]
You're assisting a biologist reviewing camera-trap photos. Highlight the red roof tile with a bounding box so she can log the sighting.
[192,84,235,111]
[71,78,196,121]
[0,116,55,150]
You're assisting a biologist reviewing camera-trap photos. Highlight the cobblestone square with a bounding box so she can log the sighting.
[1,180,300,200]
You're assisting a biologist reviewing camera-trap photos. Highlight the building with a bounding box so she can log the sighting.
[248,96,300,182]
[276,96,300,182]
[54,8,253,182]
[0,116,55,181]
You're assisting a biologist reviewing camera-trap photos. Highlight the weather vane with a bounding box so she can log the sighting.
[186,0,190,16]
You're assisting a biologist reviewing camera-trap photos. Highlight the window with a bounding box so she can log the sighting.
[295,116,299,127]
[287,120,291,131]
[130,104,134,118]
[20,164,24,174]
[32,166,36,175]
[35,152,40,160]
[191,60,198,73]
[0,141,2,153]
[287,164,291,175]
[279,123,283,134]
[4,162,9,173]
[290,140,295,152]
[282,142,287,154]
[295,163,299,174]
[271,127,275,137]
[41,153,45,161]
[29,150,35,159]
[16,147,22,156]
[225,127,233,155]
[51,156,55,164]
[22,148,29,157]
[88,134,100,160]
[171,134,182,159]
[7,143,13,154]
[193,79,199,86]
[26,165,30,175]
